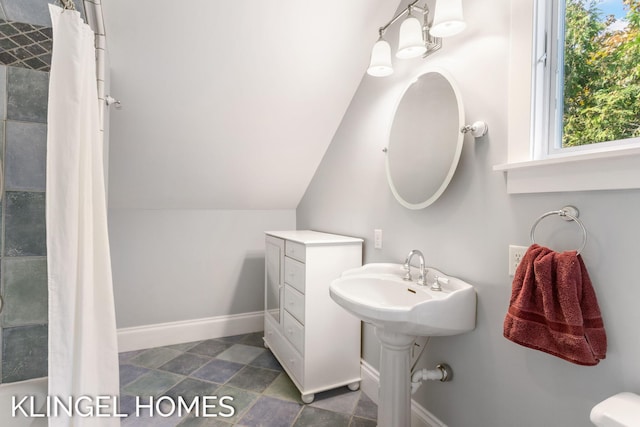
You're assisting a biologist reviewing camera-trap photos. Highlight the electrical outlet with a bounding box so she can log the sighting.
[508,245,528,276]
[374,229,383,249]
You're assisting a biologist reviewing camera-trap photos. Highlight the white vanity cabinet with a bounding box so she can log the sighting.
[263,230,363,403]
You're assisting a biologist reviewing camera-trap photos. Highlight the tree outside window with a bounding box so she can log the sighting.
[562,0,640,147]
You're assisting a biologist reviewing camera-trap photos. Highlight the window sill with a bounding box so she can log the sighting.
[493,146,640,194]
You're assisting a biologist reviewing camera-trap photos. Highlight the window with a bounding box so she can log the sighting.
[533,0,640,159]
[495,0,640,194]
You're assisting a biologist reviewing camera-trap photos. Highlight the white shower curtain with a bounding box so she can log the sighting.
[47,5,120,426]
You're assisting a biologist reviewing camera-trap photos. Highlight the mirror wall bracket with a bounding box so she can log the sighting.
[461,121,488,138]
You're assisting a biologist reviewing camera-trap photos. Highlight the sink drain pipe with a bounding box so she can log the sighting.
[411,363,452,394]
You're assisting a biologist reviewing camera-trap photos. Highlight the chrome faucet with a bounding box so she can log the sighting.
[403,249,427,286]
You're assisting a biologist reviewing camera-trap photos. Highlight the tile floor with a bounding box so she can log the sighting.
[119,332,378,426]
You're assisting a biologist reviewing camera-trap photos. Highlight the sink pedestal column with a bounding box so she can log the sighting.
[375,327,415,427]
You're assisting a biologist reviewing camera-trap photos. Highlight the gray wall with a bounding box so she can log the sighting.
[108,209,295,328]
[297,0,640,425]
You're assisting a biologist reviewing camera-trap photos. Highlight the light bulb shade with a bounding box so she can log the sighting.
[367,39,393,77]
[396,15,426,59]
[430,0,466,38]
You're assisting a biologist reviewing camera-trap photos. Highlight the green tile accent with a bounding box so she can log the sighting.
[4,191,46,256]
[263,372,304,403]
[5,121,47,191]
[212,385,260,422]
[6,66,48,122]
[1,258,47,327]
[215,343,265,365]
[1,324,47,383]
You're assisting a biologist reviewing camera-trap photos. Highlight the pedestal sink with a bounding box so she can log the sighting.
[330,263,476,427]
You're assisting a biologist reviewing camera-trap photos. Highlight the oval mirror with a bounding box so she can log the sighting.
[386,68,464,209]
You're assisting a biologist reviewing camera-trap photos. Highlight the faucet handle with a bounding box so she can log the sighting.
[402,261,412,281]
[431,276,448,292]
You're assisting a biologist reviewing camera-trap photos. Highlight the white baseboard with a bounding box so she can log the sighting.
[360,360,447,427]
[117,311,264,352]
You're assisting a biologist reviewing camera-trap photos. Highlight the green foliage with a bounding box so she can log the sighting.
[562,0,640,147]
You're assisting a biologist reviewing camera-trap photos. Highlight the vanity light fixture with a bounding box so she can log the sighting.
[367,0,467,77]
[430,0,466,38]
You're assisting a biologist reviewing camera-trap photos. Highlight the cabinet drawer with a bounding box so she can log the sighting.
[285,241,306,262]
[284,257,305,293]
[283,311,305,355]
[265,319,303,384]
[284,285,305,324]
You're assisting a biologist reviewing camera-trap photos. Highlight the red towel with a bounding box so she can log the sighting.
[503,244,607,366]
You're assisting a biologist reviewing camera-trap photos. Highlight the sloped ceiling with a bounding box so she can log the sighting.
[102,0,401,209]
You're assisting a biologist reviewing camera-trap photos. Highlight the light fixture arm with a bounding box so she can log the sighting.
[378,0,425,36]
[376,1,440,59]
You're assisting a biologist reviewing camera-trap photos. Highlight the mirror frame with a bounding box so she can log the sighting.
[385,67,465,210]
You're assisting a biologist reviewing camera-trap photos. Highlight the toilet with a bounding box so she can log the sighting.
[591,392,640,426]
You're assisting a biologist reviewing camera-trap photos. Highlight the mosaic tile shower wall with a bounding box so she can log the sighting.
[0,20,53,71]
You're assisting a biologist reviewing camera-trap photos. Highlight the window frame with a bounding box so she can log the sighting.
[495,0,640,194]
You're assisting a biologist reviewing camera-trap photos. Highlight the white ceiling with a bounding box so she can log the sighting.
[102,0,401,210]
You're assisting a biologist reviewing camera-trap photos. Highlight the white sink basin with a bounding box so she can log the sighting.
[330,263,476,336]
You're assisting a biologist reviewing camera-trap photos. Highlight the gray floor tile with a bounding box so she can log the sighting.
[178,416,233,426]
[263,373,302,403]
[210,385,260,422]
[119,349,146,363]
[248,351,282,371]
[123,370,185,397]
[349,416,377,427]
[216,334,248,344]
[216,344,265,365]
[130,347,183,369]
[120,364,152,388]
[121,410,185,427]
[293,406,351,427]
[164,377,220,406]
[188,340,234,358]
[237,396,302,427]
[353,392,377,421]
[226,365,280,393]
[310,387,361,415]
[118,333,369,427]
[159,352,212,376]
[239,332,265,348]
[166,341,203,352]
[191,359,244,384]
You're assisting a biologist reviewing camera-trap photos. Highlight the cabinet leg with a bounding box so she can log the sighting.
[347,381,360,391]
[301,393,315,404]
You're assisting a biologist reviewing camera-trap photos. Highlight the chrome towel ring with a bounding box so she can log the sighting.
[530,206,588,254]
